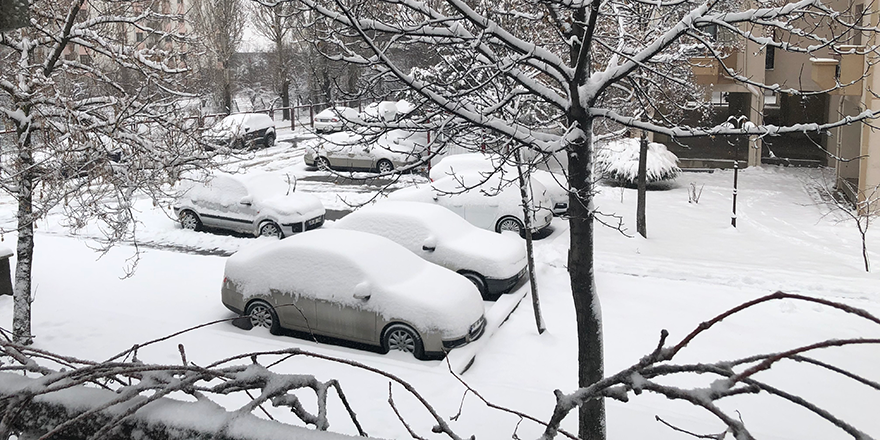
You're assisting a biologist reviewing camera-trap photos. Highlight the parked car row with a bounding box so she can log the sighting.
[175,162,549,360]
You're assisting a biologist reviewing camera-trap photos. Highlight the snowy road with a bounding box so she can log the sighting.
[0,130,877,440]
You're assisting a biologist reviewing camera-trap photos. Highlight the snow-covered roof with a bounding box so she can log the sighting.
[0,246,12,259]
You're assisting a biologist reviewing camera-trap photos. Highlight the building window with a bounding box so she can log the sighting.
[765,46,775,70]
[80,54,92,65]
[136,32,144,42]
[764,90,778,106]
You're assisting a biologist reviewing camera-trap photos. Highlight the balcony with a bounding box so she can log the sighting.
[689,51,739,85]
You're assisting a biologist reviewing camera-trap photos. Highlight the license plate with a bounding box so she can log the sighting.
[307,216,322,226]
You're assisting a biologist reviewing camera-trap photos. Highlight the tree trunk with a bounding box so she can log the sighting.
[12,127,35,346]
[514,150,545,334]
[567,129,604,440]
[636,131,648,238]
[222,65,233,114]
[281,79,290,121]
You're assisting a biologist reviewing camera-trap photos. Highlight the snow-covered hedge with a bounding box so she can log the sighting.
[596,138,681,185]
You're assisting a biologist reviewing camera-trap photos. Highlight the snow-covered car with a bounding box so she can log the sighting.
[303,130,426,173]
[221,229,487,360]
[313,106,359,133]
[360,100,415,122]
[173,173,325,238]
[389,170,553,236]
[430,153,569,215]
[202,113,276,149]
[335,201,528,299]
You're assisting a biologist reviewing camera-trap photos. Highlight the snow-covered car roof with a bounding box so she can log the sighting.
[224,229,484,337]
[360,100,415,122]
[315,106,359,119]
[334,201,526,279]
[212,113,274,131]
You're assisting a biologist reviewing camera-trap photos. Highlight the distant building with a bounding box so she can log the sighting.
[662,0,879,214]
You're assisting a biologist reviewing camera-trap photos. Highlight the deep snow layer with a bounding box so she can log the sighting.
[0,135,877,439]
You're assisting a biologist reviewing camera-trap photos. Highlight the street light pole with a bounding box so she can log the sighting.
[731,160,739,228]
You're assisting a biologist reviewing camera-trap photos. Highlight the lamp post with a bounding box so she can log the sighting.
[731,160,739,228]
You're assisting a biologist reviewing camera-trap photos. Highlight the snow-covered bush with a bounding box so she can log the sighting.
[596,138,681,186]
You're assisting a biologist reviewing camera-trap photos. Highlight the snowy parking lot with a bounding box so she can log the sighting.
[0,128,877,439]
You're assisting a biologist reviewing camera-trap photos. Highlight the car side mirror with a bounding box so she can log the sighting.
[240,196,253,206]
[353,282,371,300]
[244,126,251,132]
[422,236,437,252]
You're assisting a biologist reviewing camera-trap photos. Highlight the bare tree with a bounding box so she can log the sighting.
[0,0,208,345]
[192,0,246,114]
[251,2,296,119]
[273,0,880,438]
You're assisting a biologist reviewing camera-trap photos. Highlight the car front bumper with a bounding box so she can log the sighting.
[441,315,487,350]
[282,214,325,235]
[486,265,527,295]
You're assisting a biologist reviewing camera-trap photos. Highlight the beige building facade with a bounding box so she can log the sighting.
[673,0,880,214]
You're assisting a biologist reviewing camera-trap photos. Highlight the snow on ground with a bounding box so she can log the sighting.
[0,129,877,440]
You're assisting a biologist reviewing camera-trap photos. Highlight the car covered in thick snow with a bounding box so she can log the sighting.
[221,229,487,360]
[202,113,276,149]
[334,201,527,299]
[313,106,359,133]
[174,173,325,238]
[303,129,426,173]
[389,170,553,236]
[430,153,570,215]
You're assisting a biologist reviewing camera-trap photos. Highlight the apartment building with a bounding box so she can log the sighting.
[654,0,879,213]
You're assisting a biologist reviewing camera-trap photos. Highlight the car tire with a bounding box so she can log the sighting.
[258,221,283,238]
[495,216,524,236]
[265,132,276,148]
[179,210,202,231]
[376,159,394,174]
[245,300,281,335]
[316,157,331,171]
[459,271,489,300]
[382,323,424,359]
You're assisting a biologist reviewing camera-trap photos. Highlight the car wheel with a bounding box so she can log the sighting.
[495,216,524,236]
[383,324,424,359]
[376,159,394,173]
[316,157,331,171]
[179,210,202,231]
[265,132,276,148]
[459,271,489,300]
[258,221,283,238]
[245,300,281,335]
